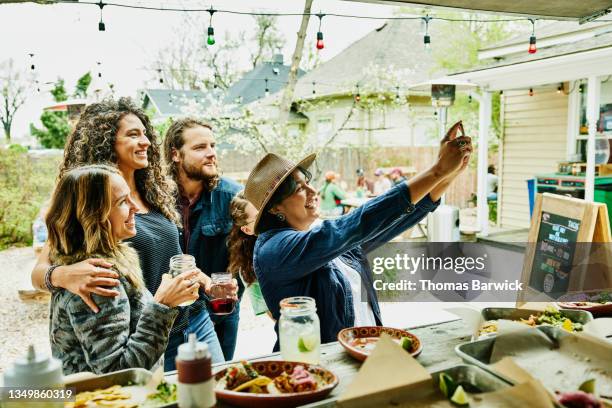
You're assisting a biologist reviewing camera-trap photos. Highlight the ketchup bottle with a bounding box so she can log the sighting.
[176,334,215,408]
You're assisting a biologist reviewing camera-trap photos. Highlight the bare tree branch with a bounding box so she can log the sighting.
[278,0,313,132]
[0,59,28,141]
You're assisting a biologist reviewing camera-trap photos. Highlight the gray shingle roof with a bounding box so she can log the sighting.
[223,58,304,106]
[290,19,444,100]
[140,89,210,117]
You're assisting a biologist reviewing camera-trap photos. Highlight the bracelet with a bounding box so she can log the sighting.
[45,265,61,292]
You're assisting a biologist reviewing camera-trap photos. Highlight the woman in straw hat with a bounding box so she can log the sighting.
[244,121,472,347]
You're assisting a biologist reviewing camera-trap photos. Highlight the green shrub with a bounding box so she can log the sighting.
[0,149,60,249]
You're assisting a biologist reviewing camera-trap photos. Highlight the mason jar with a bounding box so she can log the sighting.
[278,296,321,364]
[168,254,198,307]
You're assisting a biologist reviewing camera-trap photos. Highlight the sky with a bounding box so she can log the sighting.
[0,0,413,140]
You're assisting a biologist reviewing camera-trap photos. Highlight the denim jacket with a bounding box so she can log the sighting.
[178,177,243,276]
[253,182,440,348]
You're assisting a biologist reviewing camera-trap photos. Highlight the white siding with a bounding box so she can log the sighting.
[499,86,568,229]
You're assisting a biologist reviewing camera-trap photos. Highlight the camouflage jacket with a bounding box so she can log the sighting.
[49,246,179,375]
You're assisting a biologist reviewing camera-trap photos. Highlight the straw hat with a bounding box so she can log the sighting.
[244,152,316,230]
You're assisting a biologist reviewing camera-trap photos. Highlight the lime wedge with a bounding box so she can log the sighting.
[400,336,413,351]
[297,335,318,352]
[450,385,469,406]
[439,373,456,398]
[579,379,596,394]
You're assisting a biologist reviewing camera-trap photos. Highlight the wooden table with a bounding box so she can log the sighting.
[166,319,471,407]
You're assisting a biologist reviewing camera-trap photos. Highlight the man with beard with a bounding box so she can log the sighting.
[164,118,242,360]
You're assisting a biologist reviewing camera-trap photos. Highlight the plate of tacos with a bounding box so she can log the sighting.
[214,360,338,408]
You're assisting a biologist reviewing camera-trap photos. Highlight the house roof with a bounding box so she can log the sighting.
[223,55,304,106]
[140,89,210,117]
[289,19,442,100]
[452,22,612,76]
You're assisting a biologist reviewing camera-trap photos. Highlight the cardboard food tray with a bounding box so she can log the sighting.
[298,364,512,408]
[481,307,593,326]
[455,326,612,396]
[65,368,177,407]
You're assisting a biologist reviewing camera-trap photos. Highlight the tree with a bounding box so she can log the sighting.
[30,73,91,148]
[250,15,285,69]
[153,13,287,91]
[0,58,28,141]
[278,0,313,131]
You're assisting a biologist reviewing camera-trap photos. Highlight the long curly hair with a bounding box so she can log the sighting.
[227,192,257,285]
[59,97,179,224]
[163,117,219,192]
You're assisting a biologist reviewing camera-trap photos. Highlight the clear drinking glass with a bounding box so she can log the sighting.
[279,296,321,364]
[168,254,198,307]
[209,272,236,315]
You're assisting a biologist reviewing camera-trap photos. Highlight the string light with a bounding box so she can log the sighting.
[207,7,216,46]
[264,78,270,97]
[395,86,400,102]
[354,84,361,102]
[158,68,163,84]
[98,1,106,31]
[423,15,432,52]
[528,18,537,54]
[557,83,563,94]
[28,53,35,71]
[528,88,534,96]
[97,61,102,78]
[312,81,316,95]
[316,13,325,50]
[468,94,472,103]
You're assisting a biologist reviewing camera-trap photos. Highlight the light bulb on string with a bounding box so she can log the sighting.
[312,81,316,95]
[207,7,216,46]
[422,15,432,52]
[529,88,534,97]
[98,1,106,31]
[28,53,35,71]
[264,78,270,97]
[97,61,102,78]
[395,86,401,103]
[528,19,537,54]
[354,85,361,103]
[315,13,325,50]
[468,94,472,103]
[158,69,163,84]
[557,83,563,94]
[168,93,173,105]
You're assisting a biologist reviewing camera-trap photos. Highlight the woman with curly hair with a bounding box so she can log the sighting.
[31,98,224,369]
[227,192,270,318]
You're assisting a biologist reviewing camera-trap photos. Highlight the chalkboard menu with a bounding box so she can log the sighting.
[529,212,580,298]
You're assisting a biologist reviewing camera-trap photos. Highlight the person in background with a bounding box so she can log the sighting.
[319,170,347,217]
[389,167,407,185]
[243,121,472,347]
[355,168,373,197]
[487,165,498,201]
[47,165,199,375]
[163,118,241,361]
[227,192,272,319]
[372,168,392,195]
[31,98,224,370]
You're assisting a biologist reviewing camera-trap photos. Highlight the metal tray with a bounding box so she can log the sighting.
[481,307,593,326]
[456,326,612,396]
[65,368,177,407]
[299,364,511,408]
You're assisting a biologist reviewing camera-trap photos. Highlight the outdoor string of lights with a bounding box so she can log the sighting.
[54,0,551,54]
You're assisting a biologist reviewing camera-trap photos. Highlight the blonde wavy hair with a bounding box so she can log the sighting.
[59,97,179,224]
[47,164,144,290]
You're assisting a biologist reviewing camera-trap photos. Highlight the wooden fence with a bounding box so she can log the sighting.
[219,146,477,208]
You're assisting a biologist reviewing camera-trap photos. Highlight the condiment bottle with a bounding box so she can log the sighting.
[176,333,215,408]
[2,345,64,408]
